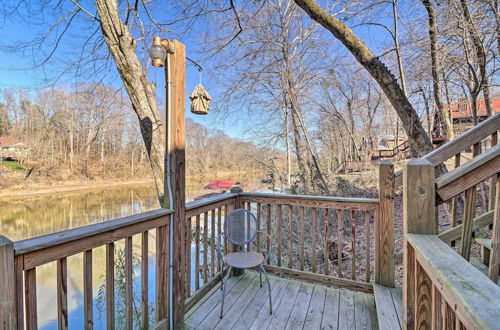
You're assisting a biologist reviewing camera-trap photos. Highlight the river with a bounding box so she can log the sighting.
[0,176,269,329]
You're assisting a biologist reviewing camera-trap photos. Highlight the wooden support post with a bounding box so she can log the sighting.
[0,236,16,329]
[488,179,500,282]
[403,159,436,329]
[170,39,186,329]
[375,161,395,287]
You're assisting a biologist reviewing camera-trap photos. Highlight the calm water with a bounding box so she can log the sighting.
[0,177,268,329]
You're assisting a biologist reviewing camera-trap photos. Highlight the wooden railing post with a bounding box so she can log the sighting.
[375,161,395,287]
[0,236,16,329]
[229,186,244,276]
[403,159,436,329]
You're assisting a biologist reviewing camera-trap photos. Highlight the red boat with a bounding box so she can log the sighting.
[203,179,245,190]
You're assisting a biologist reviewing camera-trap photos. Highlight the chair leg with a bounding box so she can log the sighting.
[220,266,232,319]
[260,264,272,314]
[259,266,262,287]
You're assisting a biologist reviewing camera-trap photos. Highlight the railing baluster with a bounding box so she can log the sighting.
[488,132,497,212]
[224,205,228,255]
[141,232,149,329]
[217,207,222,272]
[266,204,271,265]
[156,225,167,321]
[311,207,317,273]
[364,211,370,282]
[106,243,115,329]
[125,237,133,329]
[185,218,191,297]
[288,205,293,269]
[14,256,24,330]
[203,212,209,283]
[57,257,68,330]
[299,207,305,270]
[277,204,282,267]
[25,268,37,330]
[257,203,261,252]
[337,210,343,278]
[211,209,215,276]
[323,209,329,275]
[351,210,356,280]
[246,203,251,252]
[195,214,200,290]
[84,250,93,329]
[450,153,461,229]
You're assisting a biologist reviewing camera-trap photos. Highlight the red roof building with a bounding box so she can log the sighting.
[444,98,500,119]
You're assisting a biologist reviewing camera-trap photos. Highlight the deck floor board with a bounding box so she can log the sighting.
[185,272,379,329]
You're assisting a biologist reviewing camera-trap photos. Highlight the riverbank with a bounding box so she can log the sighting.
[0,179,156,198]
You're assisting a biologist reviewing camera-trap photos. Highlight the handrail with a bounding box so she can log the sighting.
[239,191,378,205]
[395,113,500,185]
[407,234,500,329]
[435,144,500,203]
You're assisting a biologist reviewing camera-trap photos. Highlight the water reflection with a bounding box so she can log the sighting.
[0,178,268,329]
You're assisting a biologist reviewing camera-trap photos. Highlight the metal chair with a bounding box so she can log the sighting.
[218,208,272,318]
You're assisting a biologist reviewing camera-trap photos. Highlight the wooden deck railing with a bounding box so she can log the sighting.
[402,153,500,329]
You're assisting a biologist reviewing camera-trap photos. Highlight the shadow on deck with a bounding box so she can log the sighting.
[184,272,378,330]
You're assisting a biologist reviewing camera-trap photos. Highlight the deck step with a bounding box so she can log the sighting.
[475,238,492,249]
[373,284,402,330]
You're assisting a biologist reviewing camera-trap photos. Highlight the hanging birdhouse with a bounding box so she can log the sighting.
[189,84,211,115]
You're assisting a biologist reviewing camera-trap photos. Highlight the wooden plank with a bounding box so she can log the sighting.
[141,232,148,328]
[285,282,314,330]
[125,237,133,329]
[407,234,500,330]
[303,284,326,330]
[184,268,228,313]
[415,261,432,329]
[365,211,371,282]
[84,250,93,329]
[156,225,168,321]
[443,301,455,329]
[320,287,340,330]
[459,186,476,260]
[106,243,114,330]
[248,279,291,330]
[324,209,329,276]
[186,196,237,218]
[451,153,461,228]
[436,144,499,202]
[300,206,305,270]
[211,209,215,276]
[267,204,271,265]
[392,286,403,326]
[14,208,171,255]
[373,284,401,330]
[24,267,37,330]
[288,205,293,269]
[338,289,355,330]
[432,284,443,330]
[0,236,16,329]
[263,264,373,294]
[240,193,378,211]
[184,271,240,324]
[437,210,494,245]
[267,279,302,329]
[195,214,200,290]
[489,179,500,282]
[14,255,24,330]
[354,293,376,330]
[233,277,284,330]
[19,213,170,269]
[311,207,317,273]
[403,241,415,329]
[277,204,283,266]
[376,161,395,287]
[57,258,68,330]
[203,212,208,283]
[337,209,342,278]
[351,210,356,281]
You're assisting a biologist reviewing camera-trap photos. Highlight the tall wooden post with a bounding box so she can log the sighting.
[0,236,16,329]
[402,159,436,329]
[168,39,186,329]
[375,161,395,287]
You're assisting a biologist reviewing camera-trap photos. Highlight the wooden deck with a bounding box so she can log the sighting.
[184,272,379,329]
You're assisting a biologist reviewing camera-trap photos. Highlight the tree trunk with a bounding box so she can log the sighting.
[422,0,454,141]
[284,108,291,190]
[96,0,165,205]
[292,0,434,156]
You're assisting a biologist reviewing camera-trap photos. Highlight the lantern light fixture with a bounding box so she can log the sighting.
[149,36,167,67]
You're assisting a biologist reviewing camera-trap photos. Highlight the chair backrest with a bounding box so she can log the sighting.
[224,208,258,246]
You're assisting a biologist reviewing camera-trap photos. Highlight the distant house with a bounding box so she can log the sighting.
[433,99,500,143]
[0,136,27,161]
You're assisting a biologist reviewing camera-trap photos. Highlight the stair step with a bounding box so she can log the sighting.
[475,238,492,249]
[373,284,402,330]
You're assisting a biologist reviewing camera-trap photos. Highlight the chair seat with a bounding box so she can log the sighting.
[224,251,265,269]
